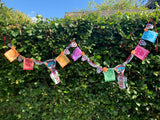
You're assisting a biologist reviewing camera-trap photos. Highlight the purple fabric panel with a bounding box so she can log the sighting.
[71,47,82,61]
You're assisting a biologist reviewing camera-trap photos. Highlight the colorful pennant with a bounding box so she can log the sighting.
[71,47,82,61]
[50,69,60,84]
[23,58,34,70]
[4,47,19,62]
[56,52,70,68]
[117,74,127,89]
[141,30,158,43]
[134,45,150,60]
[103,68,116,82]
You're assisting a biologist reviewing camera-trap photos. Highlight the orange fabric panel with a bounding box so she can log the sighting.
[4,47,19,62]
[56,53,70,68]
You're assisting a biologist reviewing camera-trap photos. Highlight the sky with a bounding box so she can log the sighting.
[1,0,101,19]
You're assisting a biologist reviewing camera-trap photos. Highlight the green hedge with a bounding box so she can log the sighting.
[0,6,160,119]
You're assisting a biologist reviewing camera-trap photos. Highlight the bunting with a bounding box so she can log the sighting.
[50,69,60,84]
[71,47,82,61]
[56,52,70,68]
[3,19,159,89]
[4,46,19,62]
[117,74,127,89]
[23,58,34,70]
[103,68,116,82]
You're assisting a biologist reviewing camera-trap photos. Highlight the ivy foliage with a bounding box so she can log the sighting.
[0,4,160,119]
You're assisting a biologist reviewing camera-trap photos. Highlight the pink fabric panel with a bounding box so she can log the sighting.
[134,45,150,60]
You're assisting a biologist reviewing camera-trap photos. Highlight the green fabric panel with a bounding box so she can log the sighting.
[103,68,116,82]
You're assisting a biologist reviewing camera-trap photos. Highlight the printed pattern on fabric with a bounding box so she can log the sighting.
[117,74,127,89]
[71,47,82,61]
[50,70,60,84]
[23,58,34,70]
[103,68,116,82]
[141,30,158,43]
[134,45,150,60]
[4,47,19,62]
[56,53,70,68]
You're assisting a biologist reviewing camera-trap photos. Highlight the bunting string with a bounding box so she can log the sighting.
[3,19,159,89]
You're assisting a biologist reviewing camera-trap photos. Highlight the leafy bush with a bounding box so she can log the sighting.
[0,5,160,119]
